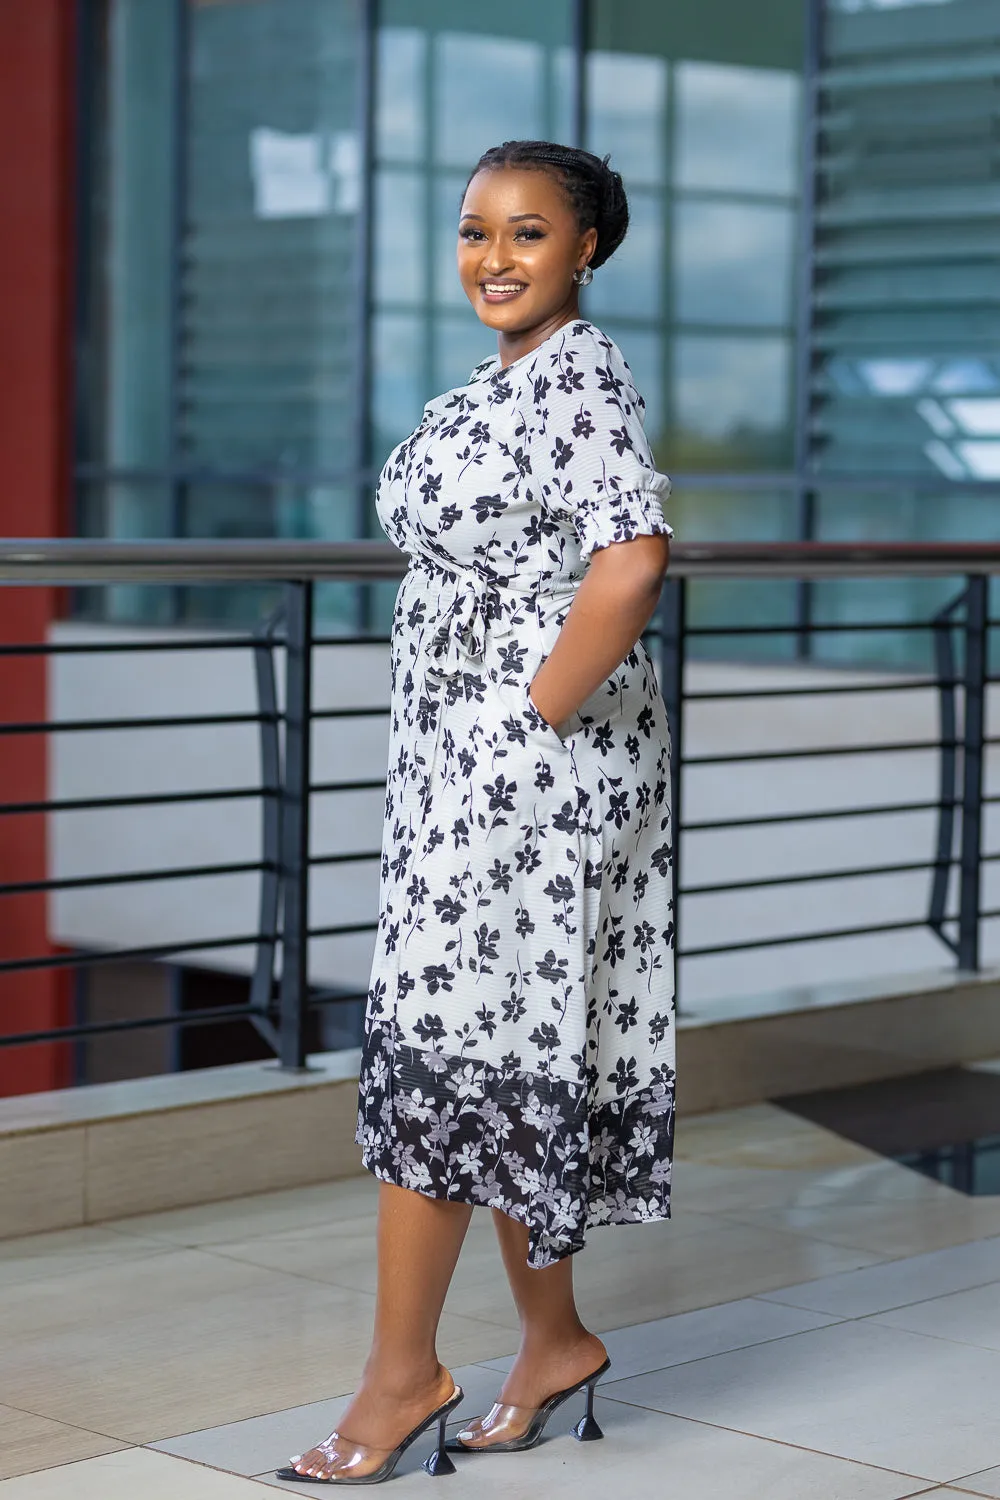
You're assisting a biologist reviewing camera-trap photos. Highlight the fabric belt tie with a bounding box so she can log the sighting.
[411,553,579,683]
[415,558,517,683]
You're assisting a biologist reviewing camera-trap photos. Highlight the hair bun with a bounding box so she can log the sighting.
[591,156,629,270]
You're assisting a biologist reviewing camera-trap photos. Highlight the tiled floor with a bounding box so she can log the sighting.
[4,1099,1000,1496]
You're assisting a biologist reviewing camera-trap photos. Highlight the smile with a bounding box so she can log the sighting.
[481,281,527,302]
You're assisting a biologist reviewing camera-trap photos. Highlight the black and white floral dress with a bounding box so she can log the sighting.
[356,318,676,1268]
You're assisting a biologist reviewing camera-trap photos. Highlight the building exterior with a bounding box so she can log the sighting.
[1,0,998,1093]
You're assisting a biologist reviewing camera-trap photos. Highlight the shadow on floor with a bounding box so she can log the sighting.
[775,1066,1000,1196]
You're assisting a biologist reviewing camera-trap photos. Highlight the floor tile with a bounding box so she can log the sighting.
[562,1219,880,1329]
[602,1319,1000,1480]
[670,1153,938,1222]
[759,1235,1000,1317]
[721,1192,1000,1260]
[204,1207,731,1338]
[0,1225,169,1290]
[479,1297,842,1382]
[0,1247,510,1443]
[948,1467,1000,1496]
[874,1281,1000,1353]
[0,1448,272,1497]
[253,1397,934,1499]
[109,1178,379,1249]
[153,1364,503,1477]
[0,1407,128,1483]
[676,1101,880,1171]
[205,1209,518,1332]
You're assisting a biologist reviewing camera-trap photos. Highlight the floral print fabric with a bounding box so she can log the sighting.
[356,319,677,1268]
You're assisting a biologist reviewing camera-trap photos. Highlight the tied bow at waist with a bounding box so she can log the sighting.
[410,555,576,682]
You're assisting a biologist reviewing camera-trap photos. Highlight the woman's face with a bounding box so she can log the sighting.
[457,167,598,350]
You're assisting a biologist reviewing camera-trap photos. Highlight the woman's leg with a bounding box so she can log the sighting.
[453,1209,606,1447]
[291,1181,473,1480]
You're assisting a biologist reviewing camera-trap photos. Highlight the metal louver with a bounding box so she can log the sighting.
[812,0,1000,480]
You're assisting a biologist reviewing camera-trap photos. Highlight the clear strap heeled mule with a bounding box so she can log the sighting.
[444,1356,611,1454]
[274,1382,464,1485]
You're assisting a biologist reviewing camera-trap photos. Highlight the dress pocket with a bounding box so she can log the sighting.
[522,675,577,752]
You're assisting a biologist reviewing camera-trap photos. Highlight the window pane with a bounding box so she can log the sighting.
[372,312,425,458]
[376,27,427,162]
[586,51,668,186]
[434,317,495,399]
[434,34,547,169]
[673,335,793,468]
[675,62,800,195]
[86,0,179,471]
[374,169,426,307]
[585,190,664,321]
[433,173,469,309]
[183,0,362,474]
[674,201,795,327]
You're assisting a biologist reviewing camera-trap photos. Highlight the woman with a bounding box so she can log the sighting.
[278,140,675,1486]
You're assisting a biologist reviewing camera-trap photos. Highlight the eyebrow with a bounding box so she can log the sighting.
[459,213,552,224]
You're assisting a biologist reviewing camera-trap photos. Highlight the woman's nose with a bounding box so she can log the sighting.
[482,244,512,274]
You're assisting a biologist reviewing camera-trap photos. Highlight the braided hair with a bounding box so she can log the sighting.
[465,140,629,270]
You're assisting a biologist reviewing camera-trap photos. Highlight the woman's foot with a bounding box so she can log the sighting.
[456,1330,608,1449]
[288,1361,456,1481]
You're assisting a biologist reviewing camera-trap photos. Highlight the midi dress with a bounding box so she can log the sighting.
[356,317,676,1268]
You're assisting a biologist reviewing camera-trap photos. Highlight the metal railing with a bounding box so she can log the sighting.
[0,539,997,1074]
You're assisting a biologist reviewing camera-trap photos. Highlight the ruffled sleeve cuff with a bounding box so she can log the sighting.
[575,483,674,563]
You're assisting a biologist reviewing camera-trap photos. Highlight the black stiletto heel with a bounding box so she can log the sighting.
[571,1375,604,1441]
[422,1410,457,1476]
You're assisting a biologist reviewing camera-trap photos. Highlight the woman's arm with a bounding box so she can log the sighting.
[528,532,671,732]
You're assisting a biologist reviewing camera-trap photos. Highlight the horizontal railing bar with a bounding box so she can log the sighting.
[685,739,952,767]
[681,798,954,832]
[308,851,380,868]
[310,780,387,796]
[685,620,938,637]
[74,461,378,488]
[0,860,272,898]
[307,920,378,940]
[0,637,262,657]
[1,538,1000,583]
[0,786,269,816]
[680,856,946,897]
[0,712,269,735]
[69,467,1000,496]
[0,1003,273,1050]
[307,989,368,1007]
[309,707,389,722]
[0,933,260,975]
[679,914,935,958]
[684,679,945,702]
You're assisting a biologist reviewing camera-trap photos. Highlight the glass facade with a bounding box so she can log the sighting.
[76,0,1000,655]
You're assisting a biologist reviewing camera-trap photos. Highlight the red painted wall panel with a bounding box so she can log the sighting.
[0,0,76,1094]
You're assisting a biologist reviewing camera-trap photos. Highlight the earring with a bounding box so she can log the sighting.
[573,265,594,287]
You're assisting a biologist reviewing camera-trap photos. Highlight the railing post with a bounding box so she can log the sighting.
[660,576,685,1013]
[958,574,987,970]
[278,579,313,1068]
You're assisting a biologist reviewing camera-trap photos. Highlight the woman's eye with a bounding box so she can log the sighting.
[515,228,544,241]
[460,227,485,241]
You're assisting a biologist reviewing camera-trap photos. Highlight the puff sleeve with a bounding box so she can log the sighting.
[527,323,673,564]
